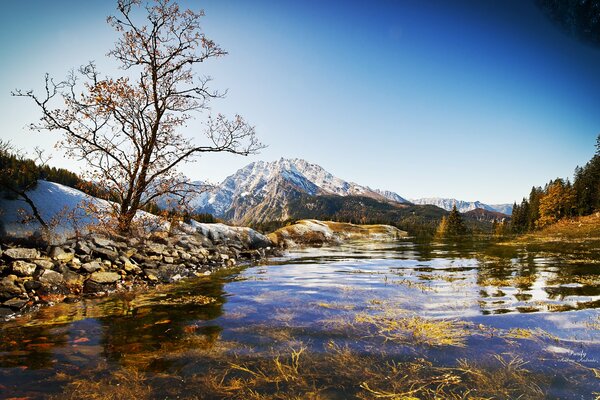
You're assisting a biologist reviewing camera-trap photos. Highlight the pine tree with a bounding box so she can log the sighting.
[436,205,468,238]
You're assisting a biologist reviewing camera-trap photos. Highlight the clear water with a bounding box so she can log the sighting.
[0,239,599,399]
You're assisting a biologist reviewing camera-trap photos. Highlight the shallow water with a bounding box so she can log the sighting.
[1,239,599,399]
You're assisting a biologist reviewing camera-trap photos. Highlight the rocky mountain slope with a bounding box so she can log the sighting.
[193,158,409,224]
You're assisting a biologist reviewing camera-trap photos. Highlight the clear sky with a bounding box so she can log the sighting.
[1,0,599,204]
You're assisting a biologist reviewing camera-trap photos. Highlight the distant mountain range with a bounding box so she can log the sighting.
[192,158,512,224]
[410,198,513,215]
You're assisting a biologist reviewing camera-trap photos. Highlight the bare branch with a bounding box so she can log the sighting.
[13,0,263,234]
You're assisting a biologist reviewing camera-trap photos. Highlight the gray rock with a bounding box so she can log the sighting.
[12,260,37,277]
[92,246,119,260]
[39,269,65,286]
[89,271,120,284]
[34,259,55,270]
[49,246,74,262]
[4,248,39,260]
[92,236,114,248]
[0,275,23,300]
[146,243,166,255]
[157,264,188,283]
[3,297,27,310]
[121,257,142,274]
[75,241,92,255]
[81,261,102,273]
[63,270,84,289]
[0,307,14,318]
[144,269,160,282]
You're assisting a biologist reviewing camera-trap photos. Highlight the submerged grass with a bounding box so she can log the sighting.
[51,344,551,400]
[354,311,468,347]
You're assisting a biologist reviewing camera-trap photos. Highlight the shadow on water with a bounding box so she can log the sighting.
[0,238,598,399]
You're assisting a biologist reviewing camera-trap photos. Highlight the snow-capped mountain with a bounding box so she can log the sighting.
[193,158,408,223]
[410,198,512,215]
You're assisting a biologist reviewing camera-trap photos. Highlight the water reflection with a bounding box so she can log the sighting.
[0,239,598,399]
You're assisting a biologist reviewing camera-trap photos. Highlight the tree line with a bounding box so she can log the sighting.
[511,135,600,233]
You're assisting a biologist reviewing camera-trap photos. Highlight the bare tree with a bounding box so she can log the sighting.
[13,0,263,234]
[0,140,51,235]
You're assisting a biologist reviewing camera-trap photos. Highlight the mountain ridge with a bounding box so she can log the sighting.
[410,197,512,215]
[192,158,410,223]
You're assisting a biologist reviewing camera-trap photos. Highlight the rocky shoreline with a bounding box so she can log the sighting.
[0,219,406,320]
[0,229,276,320]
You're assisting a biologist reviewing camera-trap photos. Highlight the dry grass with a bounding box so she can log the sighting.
[354,311,468,347]
[50,366,153,400]
[46,339,554,400]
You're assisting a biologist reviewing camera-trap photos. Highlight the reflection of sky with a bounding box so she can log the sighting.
[225,243,600,340]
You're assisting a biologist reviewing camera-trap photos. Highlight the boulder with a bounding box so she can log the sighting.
[75,241,92,255]
[0,275,24,300]
[92,236,114,248]
[12,260,37,277]
[39,269,65,286]
[92,246,119,261]
[121,257,142,274]
[4,248,40,260]
[81,261,102,273]
[157,264,188,283]
[63,271,84,293]
[89,271,120,284]
[34,259,55,270]
[192,222,273,249]
[145,243,166,255]
[24,280,42,292]
[49,247,75,262]
[144,269,160,282]
[84,271,121,294]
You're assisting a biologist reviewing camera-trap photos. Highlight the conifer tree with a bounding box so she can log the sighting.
[436,204,468,238]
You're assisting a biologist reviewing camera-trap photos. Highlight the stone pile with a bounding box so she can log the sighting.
[0,230,273,318]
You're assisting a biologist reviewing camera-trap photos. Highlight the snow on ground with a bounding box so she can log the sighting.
[0,180,109,238]
[0,180,167,239]
[0,180,268,247]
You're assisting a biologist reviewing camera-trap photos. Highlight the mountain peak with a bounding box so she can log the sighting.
[192,158,409,223]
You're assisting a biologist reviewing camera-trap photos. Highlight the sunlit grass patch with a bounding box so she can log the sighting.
[354,311,468,347]
[503,327,560,344]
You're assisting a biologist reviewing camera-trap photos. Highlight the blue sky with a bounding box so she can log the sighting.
[1,0,599,204]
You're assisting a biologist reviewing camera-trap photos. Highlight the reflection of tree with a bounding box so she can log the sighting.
[0,324,68,370]
[97,276,227,365]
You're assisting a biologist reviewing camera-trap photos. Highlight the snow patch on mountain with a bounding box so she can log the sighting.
[410,197,512,215]
[192,158,409,219]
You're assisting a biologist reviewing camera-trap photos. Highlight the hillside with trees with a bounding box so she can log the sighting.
[511,135,600,233]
